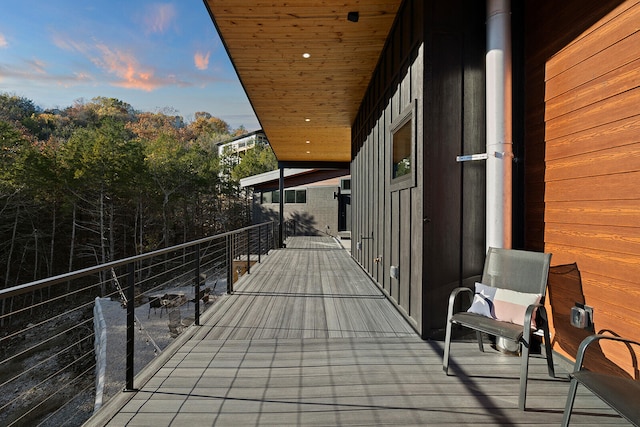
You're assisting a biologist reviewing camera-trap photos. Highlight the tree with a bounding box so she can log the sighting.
[0,93,38,125]
[187,113,231,151]
[230,143,278,181]
[0,120,30,286]
[0,94,256,286]
[61,117,143,276]
[192,112,229,134]
[127,112,182,141]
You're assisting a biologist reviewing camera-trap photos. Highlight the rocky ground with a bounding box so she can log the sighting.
[98,278,227,407]
[1,278,227,427]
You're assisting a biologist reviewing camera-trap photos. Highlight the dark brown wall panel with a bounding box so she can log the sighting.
[523,0,626,251]
[546,58,640,121]
[351,0,425,333]
[545,89,640,141]
[528,0,640,374]
[544,1,640,79]
[351,0,485,337]
[399,190,411,309]
[422,0,486,334]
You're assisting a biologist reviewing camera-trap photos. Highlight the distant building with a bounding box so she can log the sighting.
[240,169,351,237]
[217,130,268,157]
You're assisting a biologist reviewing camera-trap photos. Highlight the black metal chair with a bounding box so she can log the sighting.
[562,334,640,426]
[443,247,556,410]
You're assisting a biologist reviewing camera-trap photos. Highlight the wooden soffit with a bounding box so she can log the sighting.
[204,1,402,164]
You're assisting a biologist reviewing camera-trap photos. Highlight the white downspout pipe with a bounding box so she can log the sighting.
[486,0,512,250]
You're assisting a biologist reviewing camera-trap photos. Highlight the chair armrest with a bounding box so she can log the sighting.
[446,287,474,322]
[573,334,640,371]
[523,302,545,338]
[523,303,536,338]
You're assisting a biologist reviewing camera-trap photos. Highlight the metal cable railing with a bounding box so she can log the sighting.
[0,221,277,427]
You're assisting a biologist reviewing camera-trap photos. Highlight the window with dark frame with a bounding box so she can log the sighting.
[285,189,296,203]
[392,118,412,179]
[389,100,416,191]
[261,191,272,204]
[261,189,306,204]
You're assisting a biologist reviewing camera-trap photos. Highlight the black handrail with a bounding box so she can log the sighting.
[0,221,276,426]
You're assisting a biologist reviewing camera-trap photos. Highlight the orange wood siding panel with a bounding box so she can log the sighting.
[543,0,640,376]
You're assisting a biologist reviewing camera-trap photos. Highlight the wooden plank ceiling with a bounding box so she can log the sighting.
[204,1,403,164]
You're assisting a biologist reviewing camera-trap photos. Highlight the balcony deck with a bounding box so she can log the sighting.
[86,236,625,426]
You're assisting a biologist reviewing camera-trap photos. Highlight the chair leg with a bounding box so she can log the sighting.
[476,331,484,352]
[443,319,453,375]
[519,338,531,410]
[561,377,579,426]
[542,325,556,378]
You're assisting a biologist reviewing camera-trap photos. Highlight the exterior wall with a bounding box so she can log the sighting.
[524,0,639,374]
[351,0,486,337]
[246,170,350,237]
[253,186,341,237]
[352,0,425,333]
[422,1,486,335]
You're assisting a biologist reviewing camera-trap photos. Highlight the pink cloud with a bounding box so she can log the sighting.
[144,4,176,34]
[194,51,210,70]
[0,33,7,48]
[49,32,195,91]
[27,58,47,74]
[51,33,168,91]
[0,59,93,87]
[93,44,166,91]
[51,33,88,54]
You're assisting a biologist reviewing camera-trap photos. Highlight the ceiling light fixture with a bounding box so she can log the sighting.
[305,118,311,122]
[306,140,310,144]
[302,52,311,58]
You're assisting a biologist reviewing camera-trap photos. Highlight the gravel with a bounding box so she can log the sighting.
[97,278,227,406]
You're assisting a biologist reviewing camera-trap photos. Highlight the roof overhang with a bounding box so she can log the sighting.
[203,1,402,164]
[240,168,314,188]
[240,168,350,190]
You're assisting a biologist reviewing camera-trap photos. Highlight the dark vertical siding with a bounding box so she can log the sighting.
[351,0,485,336]
[423,32,464,332]
[422,0,486,335]
[460,4,487,281]
[352,0,424,332]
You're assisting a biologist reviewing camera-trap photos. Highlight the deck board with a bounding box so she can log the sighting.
[87,236,628,426]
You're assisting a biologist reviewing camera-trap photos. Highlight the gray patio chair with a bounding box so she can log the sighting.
[562,334,640,426]
[168,309,183,338]
[442,247,556,410]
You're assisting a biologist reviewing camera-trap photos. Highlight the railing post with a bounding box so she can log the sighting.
[279,166,284,248]
[258,224,262,264]
[269,222,273,252]
[226,234,233,294]
[124,262,137,392]
[194,244,201,326]
[246,228,251,275]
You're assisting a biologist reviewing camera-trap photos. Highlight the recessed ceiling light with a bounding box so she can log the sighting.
[305,140,310,144]
[306,151,311,154]
[302,52,311,58]
[305,118,311,122]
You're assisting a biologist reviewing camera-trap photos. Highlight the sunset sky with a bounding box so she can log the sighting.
[0,0,259,130]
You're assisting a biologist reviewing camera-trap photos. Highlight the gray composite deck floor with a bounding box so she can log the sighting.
[86,236,627,426]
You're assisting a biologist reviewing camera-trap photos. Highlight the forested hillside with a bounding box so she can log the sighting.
[0,93,276,288]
